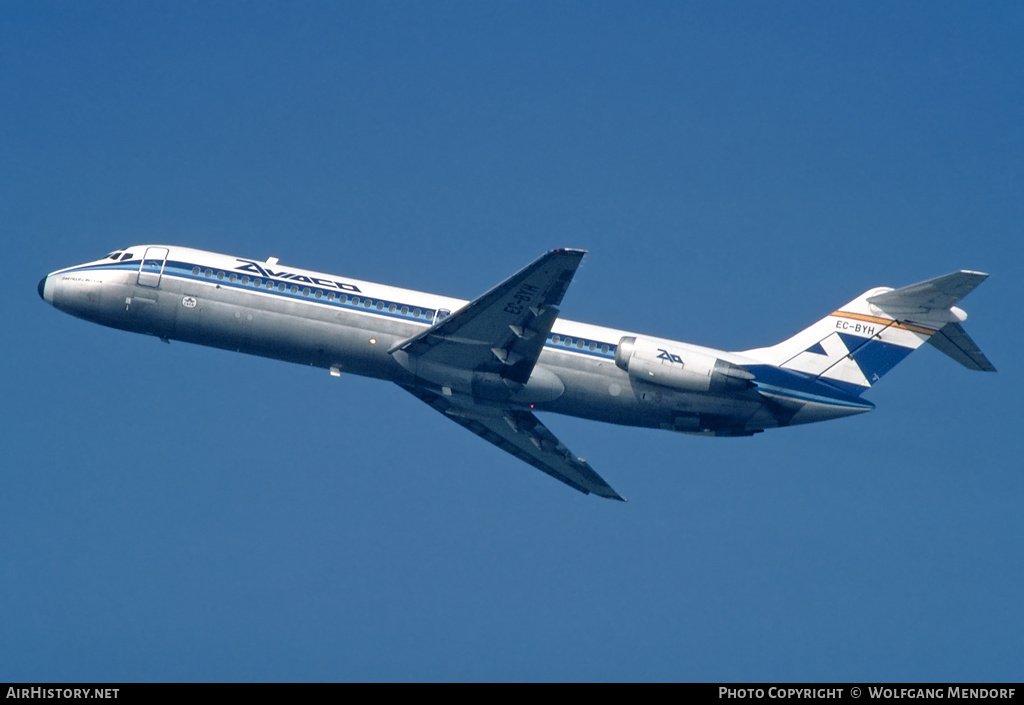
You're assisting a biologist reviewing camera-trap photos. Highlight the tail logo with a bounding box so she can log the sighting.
[791,332,914,390]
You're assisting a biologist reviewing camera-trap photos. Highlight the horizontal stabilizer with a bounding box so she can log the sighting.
[926,322,996,372]
[867,270,988,313]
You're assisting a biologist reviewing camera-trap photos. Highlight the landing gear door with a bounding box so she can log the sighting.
[137,247,169,288]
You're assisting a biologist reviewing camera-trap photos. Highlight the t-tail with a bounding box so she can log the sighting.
[742,270,996,397]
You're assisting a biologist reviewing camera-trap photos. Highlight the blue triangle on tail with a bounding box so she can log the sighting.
[837,332,914,383]
[804,341,827,355]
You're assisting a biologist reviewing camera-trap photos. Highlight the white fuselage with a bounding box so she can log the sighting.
[39,245,868,438]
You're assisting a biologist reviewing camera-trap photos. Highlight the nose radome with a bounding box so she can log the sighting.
[38,275,50,303]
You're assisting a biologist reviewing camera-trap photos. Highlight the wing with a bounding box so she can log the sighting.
[390,248,623,499]
[389,248,585,385]
[400,384,626,501]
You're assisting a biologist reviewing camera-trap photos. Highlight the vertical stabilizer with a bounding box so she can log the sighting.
[741,271,994,395]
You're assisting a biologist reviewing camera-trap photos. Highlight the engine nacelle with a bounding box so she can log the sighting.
[614,336,754,395]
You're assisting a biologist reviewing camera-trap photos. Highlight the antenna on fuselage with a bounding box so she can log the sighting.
[266,257,279,265]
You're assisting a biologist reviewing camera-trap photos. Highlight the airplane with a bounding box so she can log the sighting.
[38,245,995,501]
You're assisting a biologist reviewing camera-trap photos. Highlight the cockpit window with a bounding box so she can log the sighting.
[120,253,134,261]
[108,252,122,260]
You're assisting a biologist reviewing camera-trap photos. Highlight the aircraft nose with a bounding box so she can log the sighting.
[38,275,50,303]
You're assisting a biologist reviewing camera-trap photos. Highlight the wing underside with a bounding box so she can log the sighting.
[400,384,625,501]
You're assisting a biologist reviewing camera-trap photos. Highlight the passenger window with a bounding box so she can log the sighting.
[315,290,322,299]
[204,269,213,278]
[551,335,560,344]
[302,287,311,296]
[192,267,201,275]
[229,274,238,283]
[290,285,299,294]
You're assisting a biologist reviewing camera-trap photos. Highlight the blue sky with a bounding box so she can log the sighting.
[3,1,1022,682]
